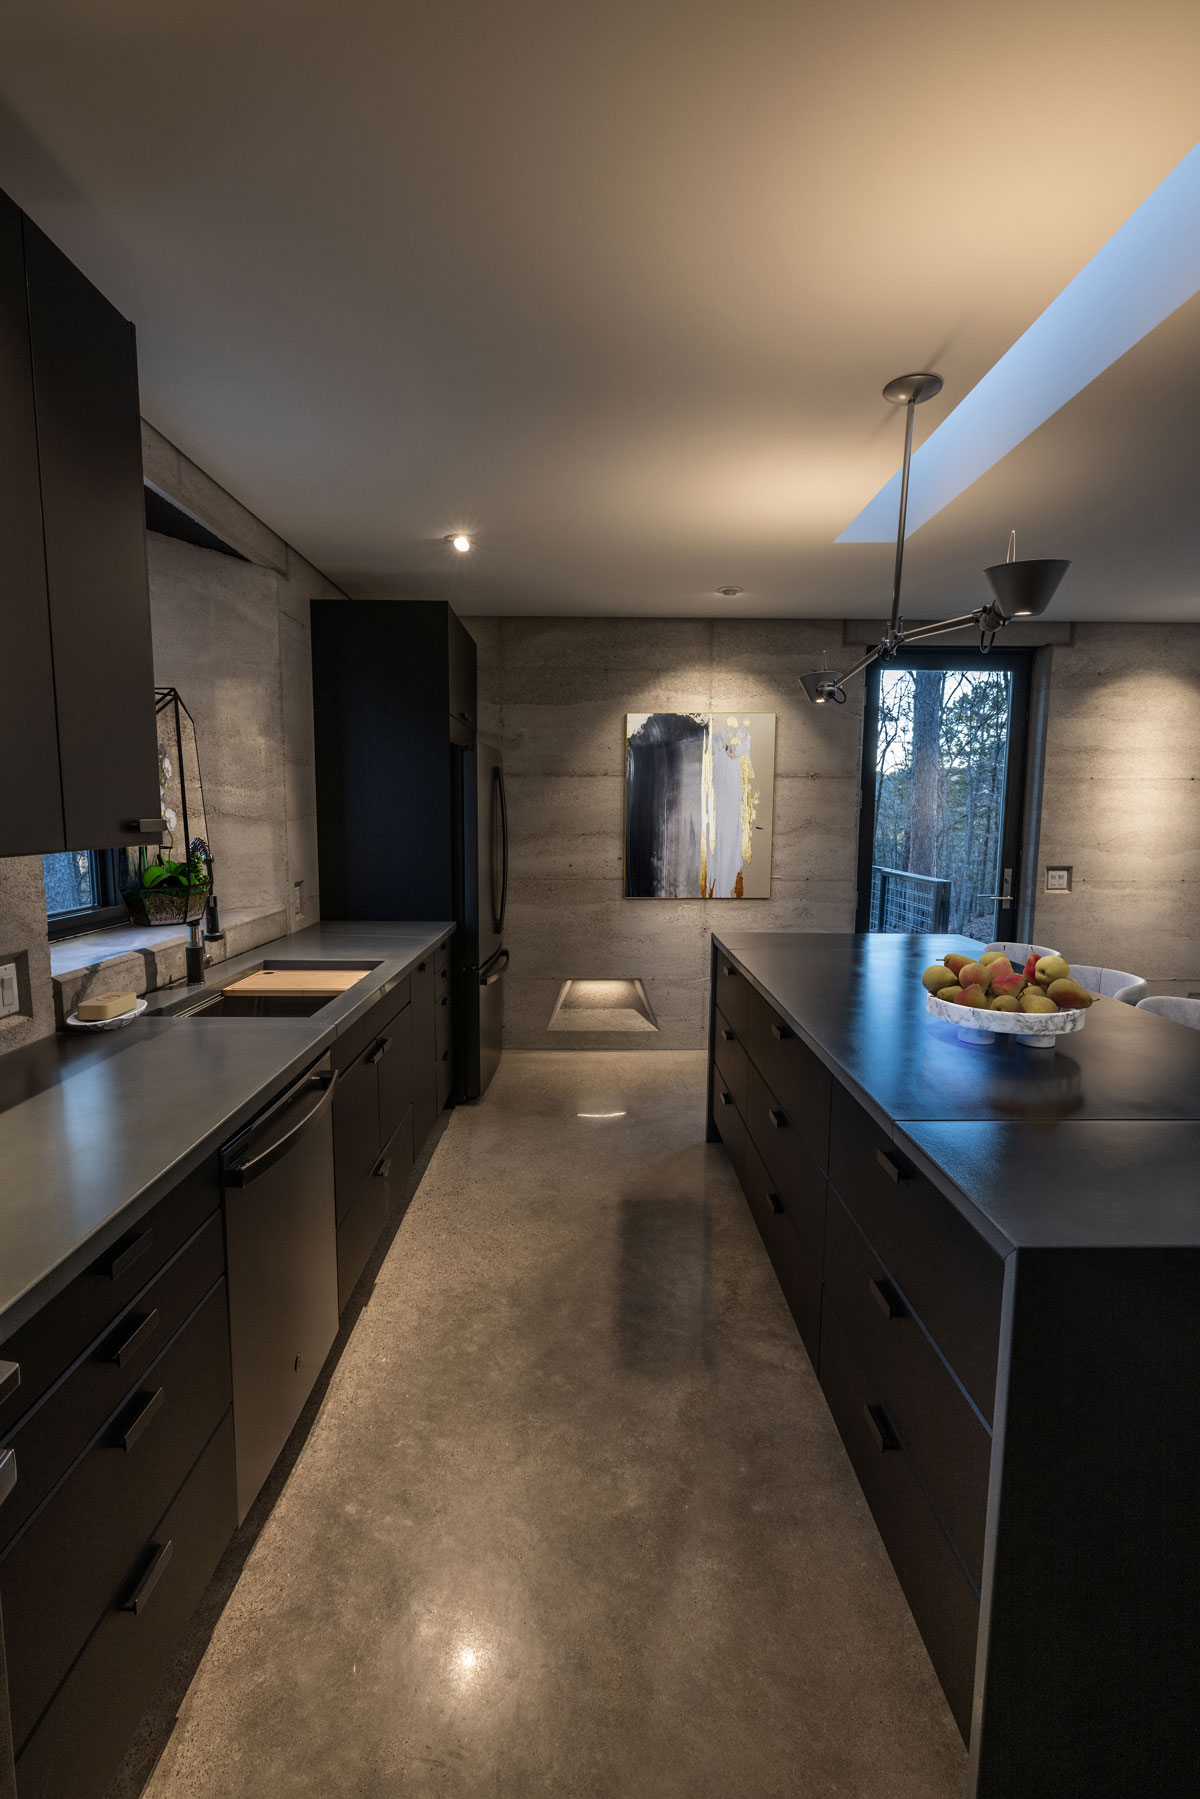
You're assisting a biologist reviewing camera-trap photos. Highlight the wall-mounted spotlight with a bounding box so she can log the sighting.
[446,533,472,553]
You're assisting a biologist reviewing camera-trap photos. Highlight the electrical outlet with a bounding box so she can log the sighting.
[0,962,19,1020]
[1045,866,1072,893]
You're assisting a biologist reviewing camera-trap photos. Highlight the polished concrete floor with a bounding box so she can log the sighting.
[129,1052,966,1797]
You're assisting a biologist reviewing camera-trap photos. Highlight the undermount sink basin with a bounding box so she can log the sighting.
[175,991,335,1020]
[161,959,381,1020]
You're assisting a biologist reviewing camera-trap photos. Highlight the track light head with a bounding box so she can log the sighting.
[800,670,846,705]
[983,557,1070,620]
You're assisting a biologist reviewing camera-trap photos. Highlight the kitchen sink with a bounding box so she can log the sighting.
[154,959,382,1020]
[173,991,334,1019]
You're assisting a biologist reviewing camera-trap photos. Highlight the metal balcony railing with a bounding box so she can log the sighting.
[869,865,952,933]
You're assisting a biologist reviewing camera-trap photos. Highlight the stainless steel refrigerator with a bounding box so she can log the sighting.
[454,740,508,1099]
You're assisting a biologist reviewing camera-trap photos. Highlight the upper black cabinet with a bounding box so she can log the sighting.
[0,193,160,856]
[0,193,61,855]
[311,601,476,920]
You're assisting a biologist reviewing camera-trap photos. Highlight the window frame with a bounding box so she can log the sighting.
[44,848,130,941]
[853,647,1034,937]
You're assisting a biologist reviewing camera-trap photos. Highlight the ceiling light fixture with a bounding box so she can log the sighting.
[717,586,744,598]
[446,533,472,552]
[800,374,1070,705]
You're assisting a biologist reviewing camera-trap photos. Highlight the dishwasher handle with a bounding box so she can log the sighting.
[221,1066,338,1188]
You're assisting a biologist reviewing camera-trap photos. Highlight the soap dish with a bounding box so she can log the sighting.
[66,999,148,1031]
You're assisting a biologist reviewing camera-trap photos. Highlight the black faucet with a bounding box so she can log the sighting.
[185,918,210,985]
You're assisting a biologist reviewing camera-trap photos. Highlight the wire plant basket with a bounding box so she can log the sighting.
[122,688,214,926]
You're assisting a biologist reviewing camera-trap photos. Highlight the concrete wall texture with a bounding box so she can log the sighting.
[465,615,1200,1052]
[1035,624,1200,994]
[463,618,865,1050]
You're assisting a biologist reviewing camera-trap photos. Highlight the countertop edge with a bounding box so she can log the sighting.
[0,921,455,1345]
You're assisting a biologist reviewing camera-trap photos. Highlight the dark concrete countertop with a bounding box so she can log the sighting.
[0,921,453,1344]
[712,931,1200,1253]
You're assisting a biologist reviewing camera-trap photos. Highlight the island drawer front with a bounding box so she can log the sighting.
[0,1157,220,1439]
[710,1065,746,1185]
[827,1085,1003,1424]
[0,1213,225,1556]
[819,1294,978,1741]
[714,955,752,1040]
[15,1410,236,1799]
[745,1005,831,1170]
[742,1139,822,1365]
[1,1279,231,1753]
[712,1007,748,1118]
[823,1191,991,1589]
[744,1065,827,1265]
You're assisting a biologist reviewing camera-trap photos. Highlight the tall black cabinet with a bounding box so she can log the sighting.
[310,600,476,919]
[0,188,160,857]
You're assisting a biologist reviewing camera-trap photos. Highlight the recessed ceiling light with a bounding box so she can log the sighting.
[446,533,471,552]
[717,586,743,597]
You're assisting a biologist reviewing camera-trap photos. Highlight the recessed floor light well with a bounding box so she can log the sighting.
[548,979,657,1034]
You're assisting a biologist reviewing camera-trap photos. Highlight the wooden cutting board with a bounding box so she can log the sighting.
[223,967,373,997]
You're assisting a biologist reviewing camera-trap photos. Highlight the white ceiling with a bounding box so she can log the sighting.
[1,0,1198,618]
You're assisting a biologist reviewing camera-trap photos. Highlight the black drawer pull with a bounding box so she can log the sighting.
[123,1539,174,1614]
[864,1402,899,1453]
[869,1278,906,1322]
[440,995,449,1008]
[123,818,164,836]
[418,961,427,973]
[768,1108,787,1130]
[721,1027,734,1042]
[0,1360,19,1406]
[770,1022,791,1042]
[768,1191,784,1216]
[108,1308,160,1368]
[367,1035,392,1065]
[118,1386,165,1452]
[442,1049,451,1062]
[375,1156,393,1181]
[875,1148,908,1183]
[722,964,736,978]
[100,1226,153,1283]
[0,1447,16,1508]
[718,1090,732,1108]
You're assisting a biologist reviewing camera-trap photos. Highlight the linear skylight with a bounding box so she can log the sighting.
[837,139,1200,543]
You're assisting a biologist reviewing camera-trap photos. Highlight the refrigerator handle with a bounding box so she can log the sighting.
[493,765,509,935]
[480,948,510,987]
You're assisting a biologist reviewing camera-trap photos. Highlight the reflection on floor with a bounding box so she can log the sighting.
[127,1052,966,1797]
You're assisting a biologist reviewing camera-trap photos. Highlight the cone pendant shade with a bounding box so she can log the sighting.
[983,558,1070,619]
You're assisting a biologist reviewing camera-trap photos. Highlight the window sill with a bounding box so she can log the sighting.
[49,905,294,1021]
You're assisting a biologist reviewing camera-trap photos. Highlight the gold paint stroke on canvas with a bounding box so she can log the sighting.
[698,718,758,897]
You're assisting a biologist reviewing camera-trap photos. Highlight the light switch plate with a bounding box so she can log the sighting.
[1045,866,1072,893]
[0,962,19,1019]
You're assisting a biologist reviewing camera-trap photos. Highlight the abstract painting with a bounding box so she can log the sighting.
[624,712,776,899]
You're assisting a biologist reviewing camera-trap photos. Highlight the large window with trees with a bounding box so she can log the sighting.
[855,650,1032,940]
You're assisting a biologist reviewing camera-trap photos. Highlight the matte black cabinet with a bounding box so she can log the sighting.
[310,599,477,921]
[0,1161,234,1799]
[330,959,446,1314]
[0,188,160,856]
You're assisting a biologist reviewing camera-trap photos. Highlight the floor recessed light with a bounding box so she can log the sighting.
[446,533,472,552]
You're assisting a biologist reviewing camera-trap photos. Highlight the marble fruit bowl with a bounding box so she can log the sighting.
[925,989,1089,1050]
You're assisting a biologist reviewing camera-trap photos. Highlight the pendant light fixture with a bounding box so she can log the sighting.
[800,374,1070,703]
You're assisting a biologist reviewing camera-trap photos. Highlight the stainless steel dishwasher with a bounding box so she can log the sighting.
[220,1054,340,1522]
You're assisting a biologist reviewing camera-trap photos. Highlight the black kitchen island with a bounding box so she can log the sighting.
[708,931,1200,1799]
